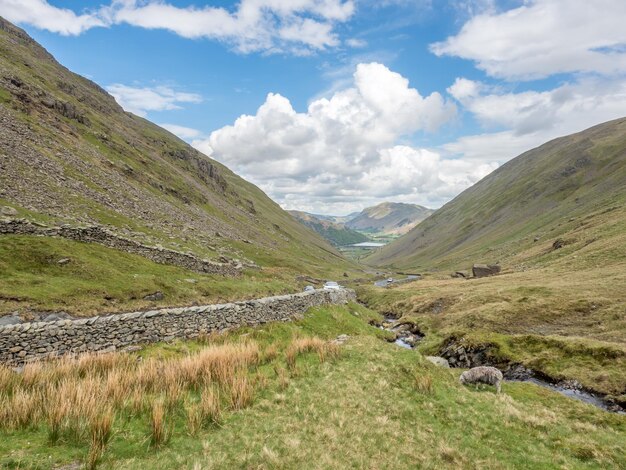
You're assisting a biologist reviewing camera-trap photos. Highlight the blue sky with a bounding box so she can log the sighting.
[2,1,626,214]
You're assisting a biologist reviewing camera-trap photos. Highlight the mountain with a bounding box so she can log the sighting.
[0,17,356,315]
[313,212,360,224]
[366,118,626,270]
[288,210,370,246]
[345,202,433,236]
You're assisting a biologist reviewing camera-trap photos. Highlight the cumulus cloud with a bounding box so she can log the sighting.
[0,0,355,54]
[443,75,626,162]
[192,63,470,213]
[431,0,626,80]
[105,84,202,117]
[0,0,105,35]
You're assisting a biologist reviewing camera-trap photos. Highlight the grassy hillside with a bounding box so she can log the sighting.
[347,202,433,237]
[2,303,624,469]
[359,118,626,411]
[288,210,370,246]
[0,17,358,315]
[366,118,626,271]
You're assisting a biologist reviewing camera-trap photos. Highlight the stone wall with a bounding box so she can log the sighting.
[0,218,241,276]
[0,288,356,364]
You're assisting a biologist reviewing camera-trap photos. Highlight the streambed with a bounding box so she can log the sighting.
[375,316,624,414]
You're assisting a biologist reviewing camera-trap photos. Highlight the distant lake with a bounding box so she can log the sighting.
[350,242,386,247]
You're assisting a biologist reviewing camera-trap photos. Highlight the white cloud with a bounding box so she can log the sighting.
[346,38,367,48]
[431,0,626,80]
[447,77,482,101]
[159,123,202,140]
[443,75,626,162]
[193,63,466,213]
[0,0,355,54]
[0,0,105,35]
[105,84,202,117]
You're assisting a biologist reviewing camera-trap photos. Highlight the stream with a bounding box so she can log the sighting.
[376,315,624,414]
[377,315,423,349]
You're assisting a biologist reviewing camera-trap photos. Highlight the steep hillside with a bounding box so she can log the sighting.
[366,118,626,271]
[346,202,433,236]
[0,17,356,315]
[288,210,370,246]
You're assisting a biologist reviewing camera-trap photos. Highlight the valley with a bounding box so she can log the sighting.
[1,12,625,470]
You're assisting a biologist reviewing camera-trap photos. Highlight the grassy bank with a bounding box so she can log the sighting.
[1,303,625,469]
[357,262,626,398]
[0,235,350,317]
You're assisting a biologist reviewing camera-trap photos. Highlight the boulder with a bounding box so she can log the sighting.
[1,206,17,216]
[451,271,467,278]
[426,356,450,368]
[0,315,22,326]
[43,312,71,322]
[472,264,501,278]
[552,238,566,250]
[143,291,165,301]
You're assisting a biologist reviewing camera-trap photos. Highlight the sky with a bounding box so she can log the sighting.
[2,1,626,215]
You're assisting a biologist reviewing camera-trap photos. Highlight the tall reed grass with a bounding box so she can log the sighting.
[0,335,341,466]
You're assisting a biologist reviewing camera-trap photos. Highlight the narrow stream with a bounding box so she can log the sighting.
[375,315,624,414]
[506,375,625,414]
[377,315,423,349]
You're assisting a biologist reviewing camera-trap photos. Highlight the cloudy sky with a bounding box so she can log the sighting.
[2,0,626,215]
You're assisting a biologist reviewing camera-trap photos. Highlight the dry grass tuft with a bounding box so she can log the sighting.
[200,388,222,425]
[274,365,290,390]
[185,402,202,437]
[228,375,255,410]
[285,337,340,371]
[86,407,114,469]
[150,398,170,448]
[262,344,279,364]
[413,374,434,395]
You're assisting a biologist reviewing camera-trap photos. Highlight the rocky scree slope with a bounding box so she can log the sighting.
[0,17,353,278]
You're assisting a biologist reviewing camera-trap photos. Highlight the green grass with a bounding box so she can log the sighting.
[0,235,299,316]
[1,303,624,469]
[357,261,626,397]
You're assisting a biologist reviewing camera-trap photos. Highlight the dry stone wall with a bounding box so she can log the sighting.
[0,218,241,276]
[0,289,356,364]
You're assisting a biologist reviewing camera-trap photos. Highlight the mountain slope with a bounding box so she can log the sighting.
[0,17,356,314]
[288,210,370,246]
[346,202,433,236]
[366,118,626,270]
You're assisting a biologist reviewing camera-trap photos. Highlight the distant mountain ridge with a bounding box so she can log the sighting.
[288,202,433,246]
[345,202,433,236]
[288,210,370,246]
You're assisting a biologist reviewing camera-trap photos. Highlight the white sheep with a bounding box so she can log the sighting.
[459,366,503,393]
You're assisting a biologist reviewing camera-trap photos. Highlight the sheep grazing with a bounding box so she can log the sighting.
[459,366,503,393]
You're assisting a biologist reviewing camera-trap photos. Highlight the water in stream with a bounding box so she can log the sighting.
[377,316,624,414]
[508,377,625,414]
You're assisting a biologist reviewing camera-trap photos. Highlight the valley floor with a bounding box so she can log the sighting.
[1,303,624,469]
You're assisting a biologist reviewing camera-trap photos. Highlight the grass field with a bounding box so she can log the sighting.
[1,303,625,469]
